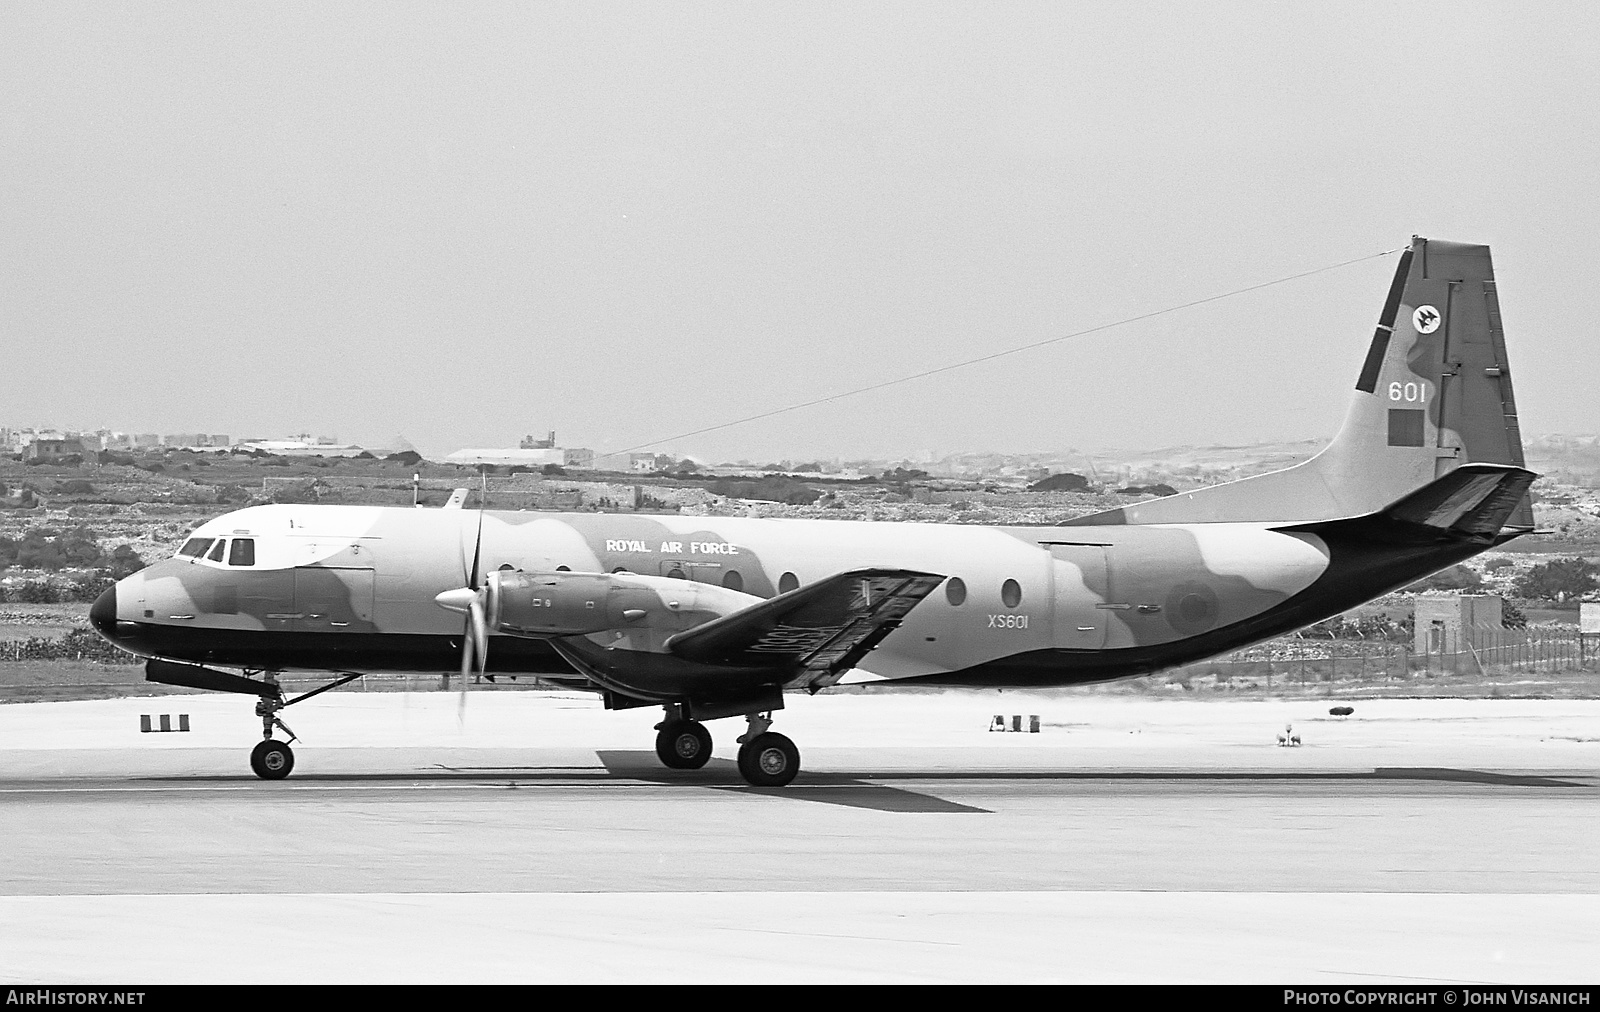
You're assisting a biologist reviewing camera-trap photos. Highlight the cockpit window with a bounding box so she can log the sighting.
[206,539,227,562]
[228,538,256,566]
[178,538,215,558]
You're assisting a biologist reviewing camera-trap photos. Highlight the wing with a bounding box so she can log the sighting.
[664,568,946,689]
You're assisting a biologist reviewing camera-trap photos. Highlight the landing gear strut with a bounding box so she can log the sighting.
[736,712,800,787]
[251,675,297,781]
[242,669,362,780]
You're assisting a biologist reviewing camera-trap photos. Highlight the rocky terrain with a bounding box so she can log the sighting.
[5,438,1600,569]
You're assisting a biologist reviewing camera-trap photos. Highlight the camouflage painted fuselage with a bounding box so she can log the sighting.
[95,501,1484,688]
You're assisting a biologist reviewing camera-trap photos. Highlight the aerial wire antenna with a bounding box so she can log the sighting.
[592,246,1402,463]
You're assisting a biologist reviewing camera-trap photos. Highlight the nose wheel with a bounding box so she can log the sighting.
[250,739,294,779]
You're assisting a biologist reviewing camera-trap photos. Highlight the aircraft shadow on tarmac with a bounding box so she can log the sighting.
[134,758,1589,814]
[591,751,990,813]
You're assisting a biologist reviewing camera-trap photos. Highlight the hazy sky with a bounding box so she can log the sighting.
[4,3,1598,462]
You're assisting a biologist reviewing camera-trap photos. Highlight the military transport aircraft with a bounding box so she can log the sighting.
[90,236,1536,787]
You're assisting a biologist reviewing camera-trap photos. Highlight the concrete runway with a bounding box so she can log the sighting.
[1,691,1597,982]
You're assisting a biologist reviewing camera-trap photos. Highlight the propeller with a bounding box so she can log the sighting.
[434,472,489,722]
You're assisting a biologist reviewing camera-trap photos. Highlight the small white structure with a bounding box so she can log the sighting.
[445,447,565,468]
[240,438,367,457]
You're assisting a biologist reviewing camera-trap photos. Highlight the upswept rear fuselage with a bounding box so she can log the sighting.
[94,501,1478,688]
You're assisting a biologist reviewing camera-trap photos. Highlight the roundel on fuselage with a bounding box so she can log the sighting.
[1164,581,1219,636]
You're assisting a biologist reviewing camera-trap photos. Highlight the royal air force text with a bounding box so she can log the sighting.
[604,541,739,555]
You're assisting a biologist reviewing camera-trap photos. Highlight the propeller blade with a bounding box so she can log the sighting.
[455,614,473,721]
[458,594,488,725]
[469,509,484,590]
[468,469,487,589]
[470,596,488,677]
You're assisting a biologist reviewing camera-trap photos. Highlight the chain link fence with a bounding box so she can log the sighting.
[1165,627,1593,688]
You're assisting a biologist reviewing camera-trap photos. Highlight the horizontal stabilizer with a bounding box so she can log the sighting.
[665,568,945,688]
[1281,463,1537,543]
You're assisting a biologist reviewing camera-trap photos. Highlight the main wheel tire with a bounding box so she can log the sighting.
[655,720,713,769]
[250,739,294,780]
[736,732,799,787]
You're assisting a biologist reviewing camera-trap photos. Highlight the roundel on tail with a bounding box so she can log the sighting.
[1412,305,1442,334]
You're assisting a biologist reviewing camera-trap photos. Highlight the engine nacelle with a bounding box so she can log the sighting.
[487,570,760,644]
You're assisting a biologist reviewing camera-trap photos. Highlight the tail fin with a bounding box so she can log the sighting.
[1066,236,1534,529]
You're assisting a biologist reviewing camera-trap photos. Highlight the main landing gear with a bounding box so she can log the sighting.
[651,708,802,786]
[654,716,713,769]
[735,712,800,788]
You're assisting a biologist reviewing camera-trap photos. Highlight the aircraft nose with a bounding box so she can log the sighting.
[90,584,118,640]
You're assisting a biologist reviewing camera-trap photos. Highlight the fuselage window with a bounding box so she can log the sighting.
[778,572,799,594]
[667,568,686,580]
[612,567,629,574]
[178,538,214,559]
[206,539,228,562]
[721,570,744,593]
[1001,578,1022,608]
[228,538,256,567]
[556,565,571,572]
[945,577,967,606]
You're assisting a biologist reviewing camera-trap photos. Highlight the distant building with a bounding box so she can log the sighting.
[238,438,368,457]
[134,434,160,447]
[25,437,86,461]
[445,447,563,468]
[1582,602,1600,636]
[1414,594,1504,672]
[446,431,592,469]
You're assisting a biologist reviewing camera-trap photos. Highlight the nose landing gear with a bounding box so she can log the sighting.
[239,669,362,780]
[251,681,298,781]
